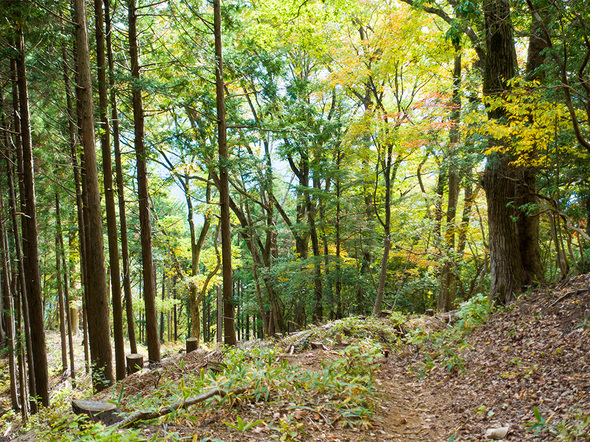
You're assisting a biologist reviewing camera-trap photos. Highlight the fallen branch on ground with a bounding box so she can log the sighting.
[111,386,248,429]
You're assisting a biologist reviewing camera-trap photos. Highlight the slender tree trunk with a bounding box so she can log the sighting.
[373,145,401,315]
[55,195,68,374]
[438,50,461,312]
[214,0,237,346]
[94,0,126,381]
[16,27,49,408]
[104,0,137,355]
[56,197,76,384]
[0,191,19,411]
[335,150,343,319]
[1,97,21,412]
[5,124,30,419]
[128,0,160,362]
[72,0,114,389]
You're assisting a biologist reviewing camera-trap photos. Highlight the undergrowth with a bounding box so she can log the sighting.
[407,293,494,378]
[12,342,380,441]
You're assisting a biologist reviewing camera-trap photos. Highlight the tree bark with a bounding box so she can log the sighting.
[105,0,137,355]
[128,0,160,362]
[214,0,237,346]
[481,0,525,304]
[72,0,114,389]
[95,0,126,381]
[55,195,68,374]
[15,26,49,408]
[56,194,76,384]
[0,187,19,411]
[438,50,461,312]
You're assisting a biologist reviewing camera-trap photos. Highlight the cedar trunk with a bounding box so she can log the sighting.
[72,0,114,389]
[16,28,49,407]
[129,0,161,362]
[105,0,137,354]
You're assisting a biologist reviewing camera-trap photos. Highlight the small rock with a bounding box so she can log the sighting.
[485,426,510,439]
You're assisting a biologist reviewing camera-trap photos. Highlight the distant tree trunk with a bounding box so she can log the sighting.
[217,285,222,344]
[105,0,137,355]
[372,145,401,316]
[0,190,19,411]
[214,0,237,346]
[307,179,323,322]
[184,179,211,342]
[5,111,30,419]
[335,150,343,319]
[55,195,68,374]
[481,0,526,304]
[56,194,76,384]
[72,0,114,389]
[16,26,49,408]
[128,0,160,362]
[438,49,461,312]
[95,0,125,381]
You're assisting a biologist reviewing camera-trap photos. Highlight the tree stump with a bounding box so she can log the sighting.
[72,399,124,425]
[186,337,199,353]
[126,353,143,375]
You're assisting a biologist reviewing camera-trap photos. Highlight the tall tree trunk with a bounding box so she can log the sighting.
[214,0,237,346]
[481,0,526,304]
[1,96,21,412]
[15,27,49,408]
[373,145,401,315]
[105,0,137,355]
[438,50,461,312]
[55,195,68,374]
[63,48,90,373]
[72,0,114,389]
[0,189,19,411]
[128,0,160,362]
[94,0,126,381]
[514,16,548,286]
[56,195,76,384]
[5,114,30,419]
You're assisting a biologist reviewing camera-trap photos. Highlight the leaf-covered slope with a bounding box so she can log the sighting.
[391,274,590,440]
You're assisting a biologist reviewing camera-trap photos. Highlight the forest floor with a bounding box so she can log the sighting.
[1,274,589,441]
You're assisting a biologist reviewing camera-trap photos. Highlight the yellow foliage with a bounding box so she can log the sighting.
[465,79,586,165]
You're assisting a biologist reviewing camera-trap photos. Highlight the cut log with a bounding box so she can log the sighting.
[186,337,199,353]
[126,353,143,375]
[72,399,124,425]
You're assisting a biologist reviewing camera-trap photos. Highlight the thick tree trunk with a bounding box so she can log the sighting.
[16,27,49,408]
[128,0,160,362]
[95,0,126,381]
[72,0,114,389]
[482,0,525,304]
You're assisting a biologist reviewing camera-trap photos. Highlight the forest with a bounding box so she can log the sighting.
[0,0,590,439]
